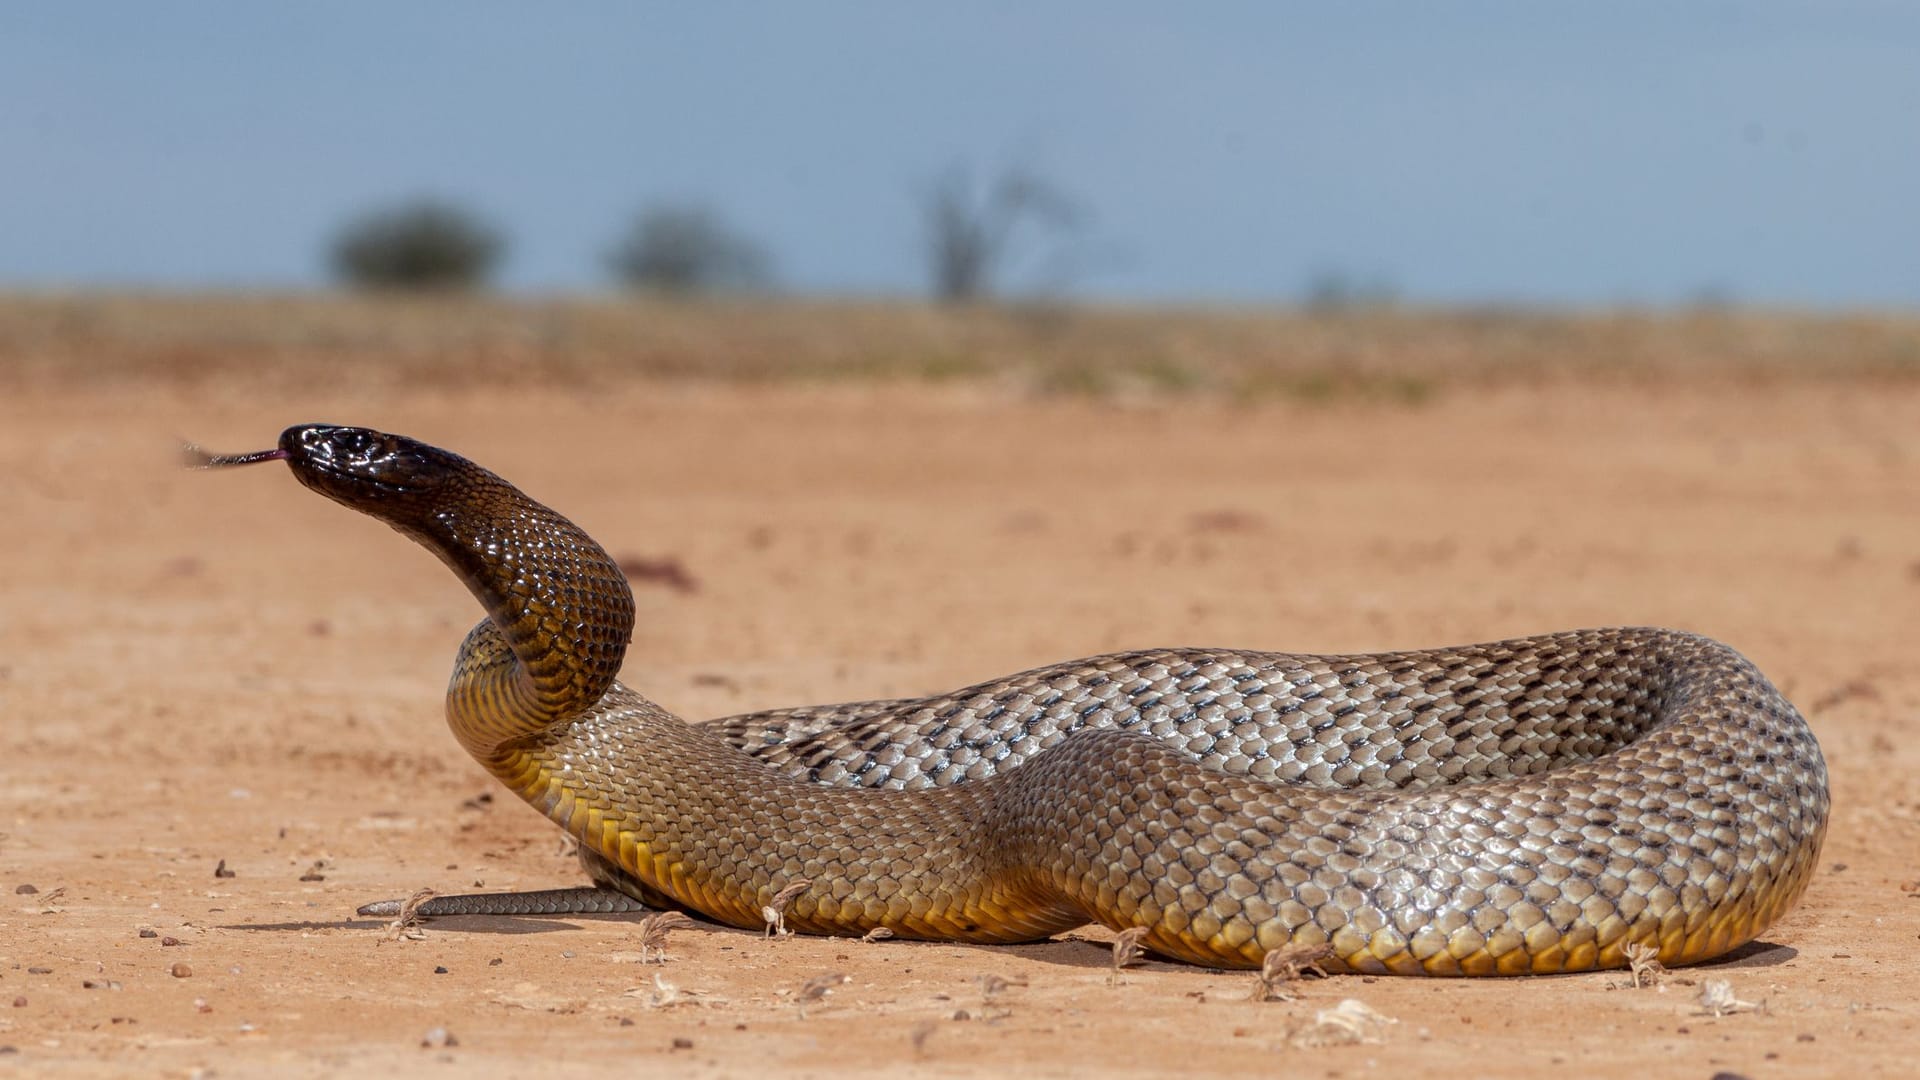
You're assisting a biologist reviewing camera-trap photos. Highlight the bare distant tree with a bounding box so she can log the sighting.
[918,163,1083,303]
[330,198,503,290]
[607,204,774,295]
[1302,267,1399,313]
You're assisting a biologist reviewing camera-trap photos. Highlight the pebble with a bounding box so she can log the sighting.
[170,963,193,979]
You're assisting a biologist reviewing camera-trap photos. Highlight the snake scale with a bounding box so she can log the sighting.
[203,424,1829,974]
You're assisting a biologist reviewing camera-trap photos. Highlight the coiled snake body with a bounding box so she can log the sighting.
[205,425,1829,974]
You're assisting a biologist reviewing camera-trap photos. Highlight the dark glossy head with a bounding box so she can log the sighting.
[275,423,469,511]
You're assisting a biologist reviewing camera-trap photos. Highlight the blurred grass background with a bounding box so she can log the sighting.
[6,294,1917,401]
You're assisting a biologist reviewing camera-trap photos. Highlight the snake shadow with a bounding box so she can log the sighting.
[220,914,1800,975]
[225,913,1151,969]
[1691,939,1797,970]
[224,912,653,936]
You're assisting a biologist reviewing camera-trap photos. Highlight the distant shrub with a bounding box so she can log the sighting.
[1302,268,1398,313]
[607,204,773,295]
[329,199,504,290]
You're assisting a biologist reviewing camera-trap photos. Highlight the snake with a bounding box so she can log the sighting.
[197,423,1830,975]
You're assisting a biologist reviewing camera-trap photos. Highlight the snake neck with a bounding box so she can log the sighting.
[393,477,634,757]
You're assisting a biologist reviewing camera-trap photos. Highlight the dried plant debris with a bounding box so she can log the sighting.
[909,1020,939,1056]
[796,972,850,1019]
[762,879,812,937]
[628,972,721,1009]
[1624,942,1668,989]
[1109,927,1150,984]
[860,926,896,943]
[1288,999,1398,1048]
[637,912,697,964]
[974,973,1027,999]
[973,973,1027,1020]
[1250,943,1335,1002]
[381,889,437,941]
[1696,979,1765,1017]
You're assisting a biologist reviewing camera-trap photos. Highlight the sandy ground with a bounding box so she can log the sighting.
[1,377,1917,1078]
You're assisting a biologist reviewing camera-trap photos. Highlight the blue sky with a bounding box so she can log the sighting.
[3,2,1915,306]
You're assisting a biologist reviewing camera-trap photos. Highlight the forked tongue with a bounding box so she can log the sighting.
[182,443,290,470]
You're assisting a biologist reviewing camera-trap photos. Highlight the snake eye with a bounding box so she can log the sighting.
[340,430,378,459]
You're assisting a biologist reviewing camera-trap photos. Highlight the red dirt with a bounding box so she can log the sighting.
[2,378,1916,1077]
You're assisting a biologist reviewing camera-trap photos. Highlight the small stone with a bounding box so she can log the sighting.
[671,1037,693,1050]
[12,998,26,1008]
[26,968,51,975]
[1797,1033,1816,1042]
[213,860,235,879]
[421,1027,457,1049]
[170,963,193,979]
[14,885,37,895]
[193,998,211,1013]
[433,966,448,975]
[488,958,503,967]
[138,928,158,939]
[161,937,182,947]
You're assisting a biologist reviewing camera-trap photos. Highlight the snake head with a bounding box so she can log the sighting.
[278,424,462,511]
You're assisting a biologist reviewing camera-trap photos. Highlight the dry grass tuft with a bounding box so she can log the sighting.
[637,911,697,964]
[1624,942,1668,989]
[1249,943,1336,1002]
[762,879,813,937]
[1109,927,1150,985]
